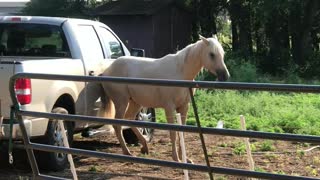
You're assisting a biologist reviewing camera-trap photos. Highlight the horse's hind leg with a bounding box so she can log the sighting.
[113,99,132,156]
[124,101,149,154]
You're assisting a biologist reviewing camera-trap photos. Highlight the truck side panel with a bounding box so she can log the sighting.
[0,61,17,118]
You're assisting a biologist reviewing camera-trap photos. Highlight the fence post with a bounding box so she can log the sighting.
[240,115,255,172]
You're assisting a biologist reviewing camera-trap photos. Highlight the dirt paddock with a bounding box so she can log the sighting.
[0,129,319,179]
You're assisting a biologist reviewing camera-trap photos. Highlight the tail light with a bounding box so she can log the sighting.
[15,78,32,105]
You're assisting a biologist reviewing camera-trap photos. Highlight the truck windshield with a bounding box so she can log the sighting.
[0,23,71,57]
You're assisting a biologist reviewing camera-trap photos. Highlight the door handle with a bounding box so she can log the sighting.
[88,71,95,76]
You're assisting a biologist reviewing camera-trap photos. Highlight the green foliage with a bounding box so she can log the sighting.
[297,150,305,157]
[232,142,246,155]
[22,0,102,17]
[88,165,98,172]
[259,140,275,151]
[225,52,259,82]
[157,89,320,136]
[255,167,266,173]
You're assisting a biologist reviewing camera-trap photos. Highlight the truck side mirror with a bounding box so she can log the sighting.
[131,48,145,57]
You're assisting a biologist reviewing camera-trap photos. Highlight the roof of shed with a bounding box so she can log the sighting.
[94,0,185,16]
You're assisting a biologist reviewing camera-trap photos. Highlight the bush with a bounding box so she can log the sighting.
[196,51,260,82]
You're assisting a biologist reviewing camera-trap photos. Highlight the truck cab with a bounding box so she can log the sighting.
[0,16,154,171]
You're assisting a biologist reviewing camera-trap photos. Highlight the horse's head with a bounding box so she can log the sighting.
[199,35,230,81]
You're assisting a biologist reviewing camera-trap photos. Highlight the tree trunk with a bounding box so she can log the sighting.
[264,8,290,74]
[228,0,241,52]
[228,0,252,54]
[290,0,318,67]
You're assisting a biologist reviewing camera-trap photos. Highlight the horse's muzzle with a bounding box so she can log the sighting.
[216,69,230,81]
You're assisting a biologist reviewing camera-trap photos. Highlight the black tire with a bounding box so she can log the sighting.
[123,108,156,145]
[34,107,73,171]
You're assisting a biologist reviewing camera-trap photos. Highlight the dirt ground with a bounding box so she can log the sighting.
[1,129,320,180]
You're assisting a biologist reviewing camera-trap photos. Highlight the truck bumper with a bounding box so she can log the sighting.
[0,118,48,140]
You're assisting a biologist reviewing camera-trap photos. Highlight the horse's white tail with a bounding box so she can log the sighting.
[97,84,115,132]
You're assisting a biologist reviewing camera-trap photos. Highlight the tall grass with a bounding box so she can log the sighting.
[156,90,320,135]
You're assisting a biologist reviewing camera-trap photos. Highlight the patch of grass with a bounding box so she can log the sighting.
[218,142,228,148]
[259,140,275,152]
[88,165,98,172]
[297,150,305,157]
[214,176,227,180]
[305,166,319,176]
[156,90,320,136]
[255,167,266,172]
[232,142,246,155]
[313,156,320,165]
[264,152,278,161]
[275,170,286,175]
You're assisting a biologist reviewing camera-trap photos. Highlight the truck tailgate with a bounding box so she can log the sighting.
[0,61,15,118]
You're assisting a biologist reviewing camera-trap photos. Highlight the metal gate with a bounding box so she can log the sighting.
[8,73,320,180]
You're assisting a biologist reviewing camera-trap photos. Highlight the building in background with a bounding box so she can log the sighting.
[0,0,28,16]
[94,0,192,58]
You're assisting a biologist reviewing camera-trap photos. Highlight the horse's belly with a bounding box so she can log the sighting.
[128,85,189,108]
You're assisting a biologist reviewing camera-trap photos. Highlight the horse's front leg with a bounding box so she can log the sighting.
[165,107,180,162]
[177,104,193,164]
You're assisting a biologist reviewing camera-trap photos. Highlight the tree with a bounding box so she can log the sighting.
[22,0,102,17]
[229,0,320,76]
[23,0,70,16]
[187,0,227,41]
[228,0,253,54]
[289,0,319,68]
[253,0,291,74]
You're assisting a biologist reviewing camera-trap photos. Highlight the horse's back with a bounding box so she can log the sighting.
[106,56,181,79]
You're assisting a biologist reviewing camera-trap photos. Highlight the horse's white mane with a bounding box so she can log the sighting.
[175,37,224,64]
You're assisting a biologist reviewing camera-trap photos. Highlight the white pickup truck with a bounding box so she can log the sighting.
[0,16,155,171]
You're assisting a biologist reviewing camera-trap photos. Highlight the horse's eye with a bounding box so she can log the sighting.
[209,52,215,59]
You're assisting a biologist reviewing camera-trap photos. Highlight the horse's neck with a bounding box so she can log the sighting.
[176,41,203,80]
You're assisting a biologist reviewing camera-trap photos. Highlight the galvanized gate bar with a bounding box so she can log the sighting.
[24,143,318,180]
[11,106,40,179]
[189,88,213,179]
[18,110,320,144]
[10,73,320,93]
[8,73,320,180]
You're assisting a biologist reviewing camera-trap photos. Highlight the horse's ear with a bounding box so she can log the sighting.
[199,34,209,45]
[212,34,218,40]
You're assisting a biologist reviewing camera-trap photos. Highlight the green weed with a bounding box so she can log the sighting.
[260,140,275,152]
[156,90,320,136]
[233,142,246,155]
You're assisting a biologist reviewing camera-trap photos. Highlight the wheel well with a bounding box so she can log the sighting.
[53,94,75,126]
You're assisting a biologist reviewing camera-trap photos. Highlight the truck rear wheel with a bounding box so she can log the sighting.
[123,108,156,145]
[35,107,73,171]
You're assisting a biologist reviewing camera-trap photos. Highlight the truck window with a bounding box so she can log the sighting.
[97,27,124,59]
[0,23,70,57]
[76,25,104,60]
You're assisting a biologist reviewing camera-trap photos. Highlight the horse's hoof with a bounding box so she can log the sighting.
[124,151,133,156]
[141,147,149,154]
[187,159,194,164]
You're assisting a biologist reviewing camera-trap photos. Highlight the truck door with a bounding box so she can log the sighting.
[73,24,106,128]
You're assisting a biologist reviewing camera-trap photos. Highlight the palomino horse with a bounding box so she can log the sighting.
[98,35,230,162]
